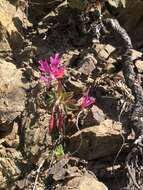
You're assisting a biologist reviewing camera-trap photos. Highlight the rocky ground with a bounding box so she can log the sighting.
[0,0,143,189]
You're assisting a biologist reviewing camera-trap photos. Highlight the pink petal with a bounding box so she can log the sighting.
[38,60,50,73]
[50,53,60,67]
[81,95,95,108]
[52,67,64,79]
[40,75,51,83]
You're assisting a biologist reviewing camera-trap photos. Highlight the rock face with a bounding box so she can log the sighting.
[0,122,23,187]
[117,0,143,50]
[22,111,51,163]
[1,1,142,189]
[0,144,22,187]
[28,0,62,21]
[0,0,30,52]
[68,119,123,160]
[0,59,28,135]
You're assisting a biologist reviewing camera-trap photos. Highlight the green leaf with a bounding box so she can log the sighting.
[61,91,74,102]
[47,91,56,108]
[66,102,79,111]
[55,144,64,158]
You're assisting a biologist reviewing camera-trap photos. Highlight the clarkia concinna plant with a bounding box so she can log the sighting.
[38,53,96,134]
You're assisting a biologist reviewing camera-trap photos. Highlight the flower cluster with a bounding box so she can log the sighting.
[80,95,95,108]
[38,53,96,133]
[38,53,64,84]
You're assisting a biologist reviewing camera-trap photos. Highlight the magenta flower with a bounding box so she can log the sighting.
[50,66,64,79]
[38,60,50,73]
[40,75,52,83]
[50,53,61,67]
[38,54,64,83]
[80,95,95,108]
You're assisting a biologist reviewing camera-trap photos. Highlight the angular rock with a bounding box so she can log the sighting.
[0,59,28,134]
[3,122,19,148]
[104,44,116,55]
[78,53,97,75]
[132,50,142,61]
[22,104,51,162]
[0,145,22,187]
[135,60,143,73]
[68,119,123,160]
[95,44,115,60]
[55,172,108,190]
[0,0,30,52]
[117,0,143,49]
[81,105,106,127]
[29,0,62,21]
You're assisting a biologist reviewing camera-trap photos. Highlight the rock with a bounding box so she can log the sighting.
[22,112,51,162]
[0,23,11,52]
[95,44,115,60]
[0,171,4,186]
[68,119,123,160]
[78,173,108,190]
[55,172,108,190]
[0,0,30,52]
[135,60,143,73]
[0,59,28,135]
[68,0,87,10]
[0,145,22,187]
[104,44,116,55]
[29,0,62,21]
[65,68,86,96]
[131,49,143,73]
[79,105,106,128]
[87,105,106,125]
[78,53,97,75]
[48,156,85,183]
[132,50,142,61]
[117,0,143,50]
[3,122,19,148]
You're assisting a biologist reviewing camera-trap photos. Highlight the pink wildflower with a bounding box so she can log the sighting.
[38,60,50,73]
[50,53,61,67]
[80,95,95,108]
[40,75,51,83]
[50,66,64,79]
[38,54,64,83]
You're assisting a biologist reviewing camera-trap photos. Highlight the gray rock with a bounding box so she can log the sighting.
[55,172,108,190]
[81,105,106,127]
[68,119,123,160]
[117,0,143,49]
[0,59,28,133]
[0,0,30,52]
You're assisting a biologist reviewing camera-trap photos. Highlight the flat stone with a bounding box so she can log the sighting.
[55,172,108,190]
[78,54,97,75]
[68,119,123,160]
[105,44,116,55]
